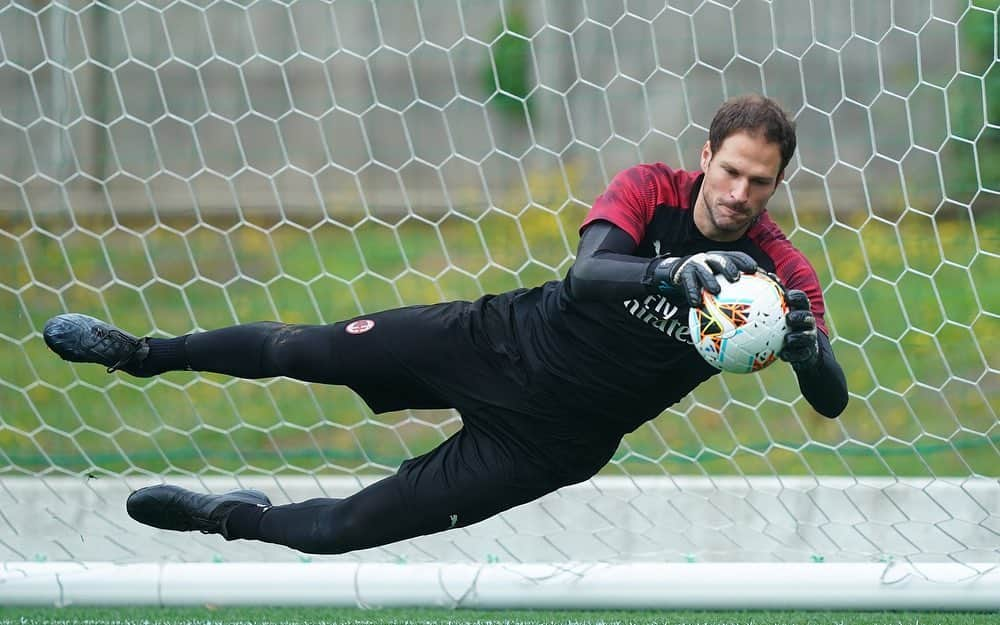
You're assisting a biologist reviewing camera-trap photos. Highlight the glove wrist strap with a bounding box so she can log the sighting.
[790,351,820,372]
[642,255,676,294]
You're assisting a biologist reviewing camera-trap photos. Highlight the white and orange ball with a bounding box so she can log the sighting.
[688,271,788,374]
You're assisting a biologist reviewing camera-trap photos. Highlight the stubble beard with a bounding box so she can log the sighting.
[700,185,753,238]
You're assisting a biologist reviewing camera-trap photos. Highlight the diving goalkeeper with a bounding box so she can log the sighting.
[44,95,848,555]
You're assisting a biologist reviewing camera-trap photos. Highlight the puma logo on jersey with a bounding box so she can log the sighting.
[448,514,459,528]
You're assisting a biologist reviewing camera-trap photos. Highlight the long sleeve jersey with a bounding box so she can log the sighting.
[487,163,846,434]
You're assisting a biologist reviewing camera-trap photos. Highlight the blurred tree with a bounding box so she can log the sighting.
[482,1,534,125]
[947,2,998,203]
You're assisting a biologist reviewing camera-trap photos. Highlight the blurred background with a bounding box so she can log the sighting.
[0,0,997,566]
[1,1,995,220]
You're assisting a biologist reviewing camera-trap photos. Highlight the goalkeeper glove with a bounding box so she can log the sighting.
[645,251,758,307]
[779,289,819,370]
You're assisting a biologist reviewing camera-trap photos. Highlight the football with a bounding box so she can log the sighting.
[688,271,788,374]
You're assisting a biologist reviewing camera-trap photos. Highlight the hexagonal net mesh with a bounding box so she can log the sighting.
[1,0,997,582]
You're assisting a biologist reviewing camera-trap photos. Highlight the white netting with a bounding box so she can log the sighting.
[1,0,997,578]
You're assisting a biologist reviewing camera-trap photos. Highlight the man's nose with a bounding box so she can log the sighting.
[730,179,749,204]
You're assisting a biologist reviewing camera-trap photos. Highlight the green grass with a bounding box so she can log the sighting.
[2,607,998,625]
[1,200,998,479]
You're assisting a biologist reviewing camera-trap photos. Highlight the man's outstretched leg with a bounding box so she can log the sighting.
[43,313,338,381]
[42,312,453,411]
[124,425,599,555]
[126,475,444,555]
[42,312,295,379]
[43,311,396,393]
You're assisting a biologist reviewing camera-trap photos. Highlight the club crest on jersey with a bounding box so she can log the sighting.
[623,295,694,345]
[345,319,375,334]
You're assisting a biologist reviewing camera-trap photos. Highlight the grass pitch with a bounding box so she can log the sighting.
[3,207,997,480]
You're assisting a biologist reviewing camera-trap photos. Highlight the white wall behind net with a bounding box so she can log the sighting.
[2,0,987,216]
[0,0,997,574]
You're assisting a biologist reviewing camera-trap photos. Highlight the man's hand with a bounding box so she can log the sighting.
[780,289,819,370]
[646,251,758,306]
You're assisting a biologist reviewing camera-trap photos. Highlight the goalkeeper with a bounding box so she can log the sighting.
[44,94,847,555]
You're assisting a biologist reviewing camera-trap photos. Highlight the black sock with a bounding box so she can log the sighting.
[137,336,190,376]
[184,322,285,379]
[225,502,268,540]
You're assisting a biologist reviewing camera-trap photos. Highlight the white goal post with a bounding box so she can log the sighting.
[1,0,998,609]
[2,476,1000,608]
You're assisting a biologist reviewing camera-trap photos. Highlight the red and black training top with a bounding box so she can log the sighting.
[582,162,828,335]
[492,163,839,434]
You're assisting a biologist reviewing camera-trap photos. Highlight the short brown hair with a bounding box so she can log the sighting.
[709,95,796,177]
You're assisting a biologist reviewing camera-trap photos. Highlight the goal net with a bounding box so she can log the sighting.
[1,0,998,609]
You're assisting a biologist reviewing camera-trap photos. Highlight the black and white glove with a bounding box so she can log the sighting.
[779,289,819,370]
[645,251,758,307]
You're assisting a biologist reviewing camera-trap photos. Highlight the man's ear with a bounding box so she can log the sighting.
[700,141,713,172]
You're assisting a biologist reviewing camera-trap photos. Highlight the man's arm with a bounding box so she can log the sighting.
[569,221,757,306]
[567,221,650,300]
[575,222,849,418]
[793,331,848,418]
[779,290,848,418]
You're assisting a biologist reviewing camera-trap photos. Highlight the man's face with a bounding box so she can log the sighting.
[694,130,784,241]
